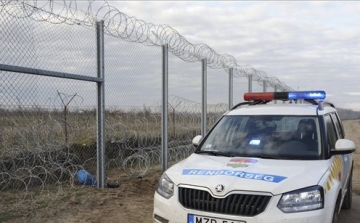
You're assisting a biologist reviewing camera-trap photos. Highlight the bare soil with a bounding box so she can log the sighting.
[2,120,360,223]
[3,169,162,223]
[343,119,360,190]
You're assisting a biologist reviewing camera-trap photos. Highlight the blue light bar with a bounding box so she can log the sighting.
[244,90,326,101]
[288,91,326,100]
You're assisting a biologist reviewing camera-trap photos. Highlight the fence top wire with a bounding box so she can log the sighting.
[0,0,292,91]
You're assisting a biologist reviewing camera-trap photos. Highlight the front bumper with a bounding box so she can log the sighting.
[153,191,333,223]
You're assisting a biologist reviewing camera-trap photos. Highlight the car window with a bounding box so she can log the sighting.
[330,112,344,139]
[325,114,338,151]
[198,115,321,160]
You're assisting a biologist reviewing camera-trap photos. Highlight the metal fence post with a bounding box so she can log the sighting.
[248,74,253,93]
[201,59,207,137]
[162,44,169,171]
[263,80,267,92]
[274,85,278,104]
[228,68,233,110]
[96,20,105,188]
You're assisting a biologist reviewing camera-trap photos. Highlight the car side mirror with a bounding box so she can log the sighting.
[332,139,356,155]
[192,135,203,148]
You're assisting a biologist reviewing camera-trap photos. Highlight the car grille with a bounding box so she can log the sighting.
[178,187,271,217]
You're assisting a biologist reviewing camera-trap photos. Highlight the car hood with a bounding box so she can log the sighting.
[166,154,330,195]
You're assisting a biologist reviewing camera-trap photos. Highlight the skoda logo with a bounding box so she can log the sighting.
[215,184,225,193]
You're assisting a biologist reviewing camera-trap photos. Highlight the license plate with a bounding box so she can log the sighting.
[188,214,246,223]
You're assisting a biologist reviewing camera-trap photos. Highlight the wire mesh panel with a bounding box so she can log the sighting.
[0,5,98,218]
[167,53,202,164]
[0,0,294,221]
[103,34,162,181]
[207,68,229,131]
[233,77,250,105]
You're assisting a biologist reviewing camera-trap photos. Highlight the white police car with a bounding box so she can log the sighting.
[153,91,356,223]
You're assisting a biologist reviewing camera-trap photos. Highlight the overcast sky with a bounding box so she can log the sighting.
[103,1,360,110]
[2,1,360,111]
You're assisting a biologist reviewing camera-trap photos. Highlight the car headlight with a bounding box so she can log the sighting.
[156,173,174,199]
[277,186,324,213]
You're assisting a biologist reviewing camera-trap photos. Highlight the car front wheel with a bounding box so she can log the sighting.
[342,167,353,210]
[332,194,341,223]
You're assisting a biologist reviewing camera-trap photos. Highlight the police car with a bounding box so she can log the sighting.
[153,91,356,223]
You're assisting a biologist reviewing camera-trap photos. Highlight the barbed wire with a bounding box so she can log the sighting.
[0,0,292,91]
[0,0,292,217]
[0,95,226,214]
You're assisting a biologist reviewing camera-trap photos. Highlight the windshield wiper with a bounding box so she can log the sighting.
[252,154,295,160]
[196,150,234,157]
[254,154,282,159]
[220,152,285,159]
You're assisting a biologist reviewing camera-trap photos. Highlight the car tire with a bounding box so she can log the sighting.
[332,194,341,223]
[342,167,353,210]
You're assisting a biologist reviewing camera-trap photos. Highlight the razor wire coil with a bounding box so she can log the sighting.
[0,0,292,91]
[0,0,294,216]
[0,95,225,214]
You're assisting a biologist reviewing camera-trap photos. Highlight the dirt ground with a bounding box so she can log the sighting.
[3,170,162,223]
[3,120,360,223]
[343,119,360,190]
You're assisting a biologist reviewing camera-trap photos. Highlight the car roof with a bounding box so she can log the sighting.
[226,102,338,116]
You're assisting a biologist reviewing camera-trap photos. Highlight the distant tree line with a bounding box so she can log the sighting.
[337,108,360,120]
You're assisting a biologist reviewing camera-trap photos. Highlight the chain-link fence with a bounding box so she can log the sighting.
[0,0,293,220]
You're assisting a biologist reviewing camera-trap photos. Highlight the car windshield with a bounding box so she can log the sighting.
[197,115,321,160]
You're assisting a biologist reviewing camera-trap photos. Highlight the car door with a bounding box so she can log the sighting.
[328,113,352,193]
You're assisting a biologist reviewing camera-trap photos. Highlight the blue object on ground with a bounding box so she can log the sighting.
[77,169,97,186]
